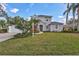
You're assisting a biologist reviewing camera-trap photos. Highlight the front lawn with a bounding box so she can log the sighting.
[0,32,79,55]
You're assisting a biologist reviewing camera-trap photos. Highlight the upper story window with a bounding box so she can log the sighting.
[46,19,49,21]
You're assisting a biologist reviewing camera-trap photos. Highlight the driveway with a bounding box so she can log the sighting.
[0,33,17,42]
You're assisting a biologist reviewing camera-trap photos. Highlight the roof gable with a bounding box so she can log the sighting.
[37,15,52,18]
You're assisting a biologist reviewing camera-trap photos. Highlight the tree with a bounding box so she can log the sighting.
[26,17,39,36]
[30,18,39,36]
[13,16,22,25]
[0,20,6,29]
[71,3,76,31]
[0,3,9,30]
[75,4,79,31]
[63,3,70,24]
[63,3,77,31]
[6,17,13,26]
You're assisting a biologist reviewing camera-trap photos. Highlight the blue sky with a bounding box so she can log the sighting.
[6,3,67,23]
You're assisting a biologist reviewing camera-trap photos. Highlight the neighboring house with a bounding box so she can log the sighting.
[31,15,64,32]
[0,17,23,34]
[8,25,23,34]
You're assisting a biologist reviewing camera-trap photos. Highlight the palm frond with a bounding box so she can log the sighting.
[75,3,79,8]
[63,10,67,15]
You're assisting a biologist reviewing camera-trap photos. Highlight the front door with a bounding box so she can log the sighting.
[39,25,43,31]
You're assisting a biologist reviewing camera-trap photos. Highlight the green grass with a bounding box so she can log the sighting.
[0,32,79,55]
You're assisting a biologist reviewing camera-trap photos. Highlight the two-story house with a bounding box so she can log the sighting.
[31,15,64,32]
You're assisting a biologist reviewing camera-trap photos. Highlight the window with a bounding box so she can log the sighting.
[56,25,58,29]
[46,19,48,21]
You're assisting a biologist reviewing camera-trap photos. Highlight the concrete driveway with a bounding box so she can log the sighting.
[0,33,17,42]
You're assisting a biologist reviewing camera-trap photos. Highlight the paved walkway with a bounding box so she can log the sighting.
[0,32,43,42]
[0,33,17,42]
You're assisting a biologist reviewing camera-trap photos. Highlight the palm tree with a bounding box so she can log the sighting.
[13,16,26,31]
[63,3,70,24]
[71,3,76,31]
[77,7,79,31]
[63,3,76,31]
[0,3,9,30]
[75,4,79,31]
[0,20,6,29]
[29,18,39,36]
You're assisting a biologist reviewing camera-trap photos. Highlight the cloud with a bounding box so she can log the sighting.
[58,16,66,24]
[10,8,19,13]
[58,15,78,25]
[68,16,78,19]
[27,17,31,21]
[59,15,78,20]
[58,16,65,19]
[58,18,66,25]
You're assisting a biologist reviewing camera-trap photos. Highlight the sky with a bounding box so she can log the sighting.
[4,3,68,24]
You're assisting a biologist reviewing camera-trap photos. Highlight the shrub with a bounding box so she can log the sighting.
[74,28,77,31]
[14,32,32,38]
[0,29,7,33]
[63,27,74,33]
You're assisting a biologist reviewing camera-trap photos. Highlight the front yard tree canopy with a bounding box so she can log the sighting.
[0,4,9,32]
[0,20,6,29]
[13,16,40,38]
[8,16,28,32]
[63,3,79,31]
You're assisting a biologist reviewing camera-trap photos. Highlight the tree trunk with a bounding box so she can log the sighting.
[72,13,75,31]
[66,13,68,24]
[77,7,79,31]
[32,22,34,37]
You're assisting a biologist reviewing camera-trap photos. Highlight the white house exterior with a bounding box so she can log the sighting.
[0,17,23,34]
[31,15,64,32]
[49,22,64,32]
